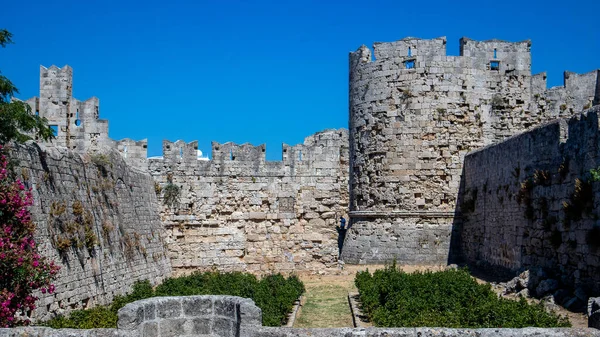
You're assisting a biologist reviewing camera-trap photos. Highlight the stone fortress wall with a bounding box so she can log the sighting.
[343,36,600,265]
[148,130,349,274]
[13,35,600,325]
[458,106,600,294]
[22,66,352,275]
[11,143,171,320]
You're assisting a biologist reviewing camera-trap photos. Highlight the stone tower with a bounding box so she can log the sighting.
[23,66,148,169]
[342,36,599,264]
[25,65,108,152]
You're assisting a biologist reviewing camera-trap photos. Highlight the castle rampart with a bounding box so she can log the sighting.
[343,37,600,265]
[7,36,600,322]
[148,129,349,274]
[457,106,600,294]
[11,143,171,320]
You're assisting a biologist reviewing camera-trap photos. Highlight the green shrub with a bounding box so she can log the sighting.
[254,274,305,326]
[155,271,259,298]
[44,272,304,328]
[156,271,304,326]
[355,265,570,328]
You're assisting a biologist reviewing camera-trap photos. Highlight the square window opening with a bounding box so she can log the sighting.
[404,60,415,69]
[490,61,500,71]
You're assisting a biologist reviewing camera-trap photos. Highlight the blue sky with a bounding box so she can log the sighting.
[1,0,599,160]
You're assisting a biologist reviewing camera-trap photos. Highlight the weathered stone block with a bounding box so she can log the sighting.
[158,318,186,337]
[214,297,236,318]
[157,298,182,319]
[144,302,156,321]
[213,317,234,337]
[239,300,262,326]
[141,322,158,337]
[117,303,145,330]
[182,296,212,317]
[190,317,211,335]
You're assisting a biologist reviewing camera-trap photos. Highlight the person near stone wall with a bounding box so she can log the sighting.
[336,217,347,255]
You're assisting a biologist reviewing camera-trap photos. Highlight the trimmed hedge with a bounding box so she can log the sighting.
[355,265,570,328]
[44,272,304,328]
[155,271,304,326]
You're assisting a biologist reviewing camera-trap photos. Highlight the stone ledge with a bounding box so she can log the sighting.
[350,210,457,219]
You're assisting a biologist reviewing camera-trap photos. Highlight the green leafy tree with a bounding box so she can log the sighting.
[0,29,54,144]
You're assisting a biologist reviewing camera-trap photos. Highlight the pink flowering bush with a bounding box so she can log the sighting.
[0,148,59,327]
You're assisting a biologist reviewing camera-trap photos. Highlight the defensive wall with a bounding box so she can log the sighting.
[148,130,349,274]
[343,36,600,265]
[12,36,600,321]
[456,106,600,294]
[11,143,171,320]
[2,295,599,337]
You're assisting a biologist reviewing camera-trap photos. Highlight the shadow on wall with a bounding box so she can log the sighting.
[448,107,600,295]
[447,166,466,267]
[446,166,513,282]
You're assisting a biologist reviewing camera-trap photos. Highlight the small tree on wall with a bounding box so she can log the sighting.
[0,29,54,144]
[162,172,180,208]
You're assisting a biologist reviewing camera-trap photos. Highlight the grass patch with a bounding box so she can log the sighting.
[355,264,570,328]
[43,271,304,328]
[294,283,353,328]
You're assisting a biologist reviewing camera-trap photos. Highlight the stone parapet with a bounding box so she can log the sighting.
[1,293,599,337]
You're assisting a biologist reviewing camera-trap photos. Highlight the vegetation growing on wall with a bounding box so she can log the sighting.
[161,173,180,207]
[460,188,477,213]
[162,183,180,207]
[355,265,570,328]
[48,200,98,263]
[43,271,304,328]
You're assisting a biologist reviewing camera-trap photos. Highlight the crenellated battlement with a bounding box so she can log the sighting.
[149,129,348,177]
[372,36,447,61]
[212,141,266,163]
[351,37,539,76]
[117,139,148,170]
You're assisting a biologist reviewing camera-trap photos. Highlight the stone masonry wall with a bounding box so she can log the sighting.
[148,129,348,274]
[458,106,600,294]
[12,143,171,320]
[343,36,599,265]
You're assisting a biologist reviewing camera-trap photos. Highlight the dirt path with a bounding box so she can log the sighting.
[293,265,587,329]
